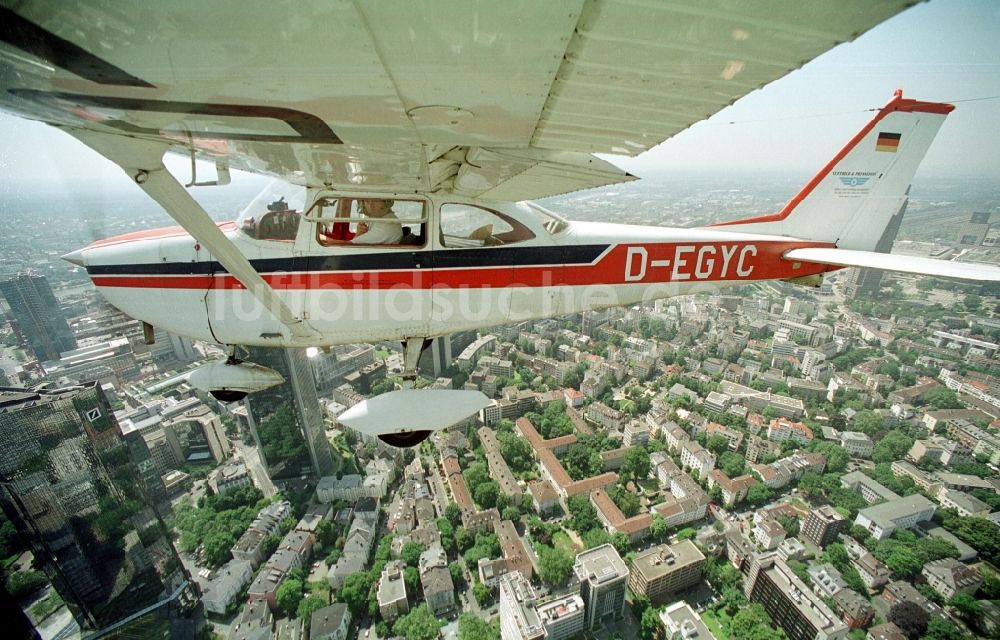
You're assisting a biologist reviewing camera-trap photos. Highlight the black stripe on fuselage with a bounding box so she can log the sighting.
[0,8,155,88]
[85,245,611,276]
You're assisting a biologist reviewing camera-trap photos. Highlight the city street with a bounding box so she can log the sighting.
[424,455,449,517]
[235,439,276,498]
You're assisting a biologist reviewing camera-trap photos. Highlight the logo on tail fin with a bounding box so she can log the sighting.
[838,176,871,187]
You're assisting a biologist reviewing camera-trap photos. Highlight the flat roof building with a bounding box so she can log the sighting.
[536,594,585,640]
[574,544,629,630]
[855,494,936,540]
[745,553,848,640]
[627,541,705,605]
[499,571,544,640]
[660,601,713,640]
[802,505,846,549]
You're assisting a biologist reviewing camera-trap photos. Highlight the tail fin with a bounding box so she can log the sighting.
[713,91,953,250]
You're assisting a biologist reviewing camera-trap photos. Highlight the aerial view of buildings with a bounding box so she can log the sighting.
[2,154,1000,640]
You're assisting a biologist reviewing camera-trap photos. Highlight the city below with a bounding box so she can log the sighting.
[1,176,999,640]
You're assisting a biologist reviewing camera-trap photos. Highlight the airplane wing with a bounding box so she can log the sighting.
[0,1,916,199]
[784,247,1000,282]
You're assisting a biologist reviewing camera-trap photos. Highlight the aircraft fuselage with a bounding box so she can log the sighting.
[67,196,835,347]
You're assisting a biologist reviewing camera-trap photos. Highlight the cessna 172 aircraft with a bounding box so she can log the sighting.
[2,1,998,446]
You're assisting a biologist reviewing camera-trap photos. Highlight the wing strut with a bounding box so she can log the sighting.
[65,128,318,340]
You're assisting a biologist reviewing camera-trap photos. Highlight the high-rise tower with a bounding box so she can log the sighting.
[0,383,196,634]
[244,347,334,480]
[0,272,76,361]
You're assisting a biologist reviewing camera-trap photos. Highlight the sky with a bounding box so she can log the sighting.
[0,0,998,193]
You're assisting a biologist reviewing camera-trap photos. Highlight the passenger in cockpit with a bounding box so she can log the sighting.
[352,199,403,245]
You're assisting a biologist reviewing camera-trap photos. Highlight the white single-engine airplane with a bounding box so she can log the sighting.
[1,1,997,446]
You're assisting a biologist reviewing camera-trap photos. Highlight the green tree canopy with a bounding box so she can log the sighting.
[401,542,425,567]
[458,612,499,640]
[639,607,661,640]
[275,578,303,617]
[852,411,884,438]
[474,481,500,509]
[611,487,641,518]
[537,544,574,587]
[393,604,445,640]
[887,601,928,639]
[620,447,651,483]
[924,387,962,410]
[337,572,373,616]
[872,430,914,464]
[498,433,535,472]
[730,603,787,640]
[445,503,463,527]
[706,434,729,456]
[297,595,327,629]
[567,494,600,533]
[746,484,773,506]
[922,617,967,640]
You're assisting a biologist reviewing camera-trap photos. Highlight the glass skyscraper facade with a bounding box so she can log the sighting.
[0,272,77,362]
[244,347,334,480]
[0,383,197,635]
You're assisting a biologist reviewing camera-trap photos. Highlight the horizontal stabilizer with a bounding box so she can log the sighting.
[785,248,1000,282]
[338,389,491,437]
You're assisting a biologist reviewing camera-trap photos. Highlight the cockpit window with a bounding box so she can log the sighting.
[440,203,535,247]
[309,197,426,247]
[237,180,306,241]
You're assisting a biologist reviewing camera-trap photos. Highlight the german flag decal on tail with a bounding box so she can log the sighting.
[876,131,901,152]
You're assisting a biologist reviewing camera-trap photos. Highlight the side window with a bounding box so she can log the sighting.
[440,204,535,248]
[313,198,426,247]
[240,197,301,241]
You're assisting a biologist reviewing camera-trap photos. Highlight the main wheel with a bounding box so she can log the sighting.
[210,389,247,402]
[378,430,431,448]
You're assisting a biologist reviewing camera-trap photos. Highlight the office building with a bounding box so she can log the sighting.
[854,494,936,540]
[499,571,544,640]
[843,200,907,300]
[244,347,334,479]
[418,332,475,378]
[660,601,712,640]
[802,506,846,549]
[150,327,197,368]
[0,272,76,362]
[627,541,705,605]
[574,544,629,630]
[745,553,848,640]
[0,383,196,634]
[536,594,585,640]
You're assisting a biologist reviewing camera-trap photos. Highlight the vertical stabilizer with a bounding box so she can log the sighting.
[713,92,953,250]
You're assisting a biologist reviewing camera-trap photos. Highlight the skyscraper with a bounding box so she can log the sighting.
[0,272,76,362]
[244,347,334,480]
[573,544,629,630]
[802,505,847,549]
[0,383,197,634]
[843,199,907,300]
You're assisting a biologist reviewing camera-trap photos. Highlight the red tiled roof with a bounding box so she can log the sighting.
[591,489,652,535]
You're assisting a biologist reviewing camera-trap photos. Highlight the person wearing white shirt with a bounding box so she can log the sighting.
[352,199,403,244]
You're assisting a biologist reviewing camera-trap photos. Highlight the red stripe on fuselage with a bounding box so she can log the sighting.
[90,240,836,290]
[86,221,236,249]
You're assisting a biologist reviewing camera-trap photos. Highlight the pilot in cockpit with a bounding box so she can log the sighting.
[352,199,403,245]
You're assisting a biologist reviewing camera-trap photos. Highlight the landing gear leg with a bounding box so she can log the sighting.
[400,338,430,389]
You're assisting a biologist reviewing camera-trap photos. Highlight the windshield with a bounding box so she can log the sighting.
[524,201,570,234]
[236,180,307,241]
